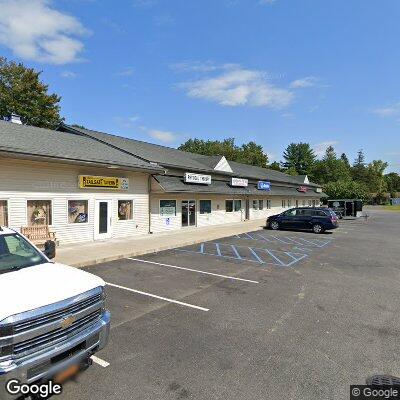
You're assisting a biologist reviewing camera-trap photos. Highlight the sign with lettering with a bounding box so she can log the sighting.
[297,186,308,193]
[160,200,176,216]
[230,178,248,187]
[257,181,271,191]
[79,176,129,190]
[184,172,212,185]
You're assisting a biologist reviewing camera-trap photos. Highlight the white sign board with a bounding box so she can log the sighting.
[184,172,212,185]
[230,177,248,187]
[315,187,323,193]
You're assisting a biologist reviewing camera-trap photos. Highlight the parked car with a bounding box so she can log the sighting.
[0,226,110,399]
[266,207,339,234]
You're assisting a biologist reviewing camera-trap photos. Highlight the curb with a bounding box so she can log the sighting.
[67,224,266,268]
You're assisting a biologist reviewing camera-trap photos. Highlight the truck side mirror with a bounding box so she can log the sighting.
[44,240,56,259]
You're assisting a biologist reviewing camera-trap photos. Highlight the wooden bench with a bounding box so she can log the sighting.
[20,226,56,248]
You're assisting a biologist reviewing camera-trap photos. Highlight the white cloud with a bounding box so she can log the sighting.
[179,67,293,109]
[266,152,278,162]
[373,102,400,117]
[115,67,135,76]
[149,129,179,144]
[60,70,77,78]
[290,76,319,89]
[0,0,88,64]
[171,61,223,73]
[114,115,140,128]
[313,140,339,158]
[128,115,140,122]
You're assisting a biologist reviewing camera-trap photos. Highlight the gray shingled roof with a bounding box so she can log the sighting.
[60,125,217,173]
[60,124,321,187]
[228,161,320,187]
[0,121,162,171]
[153,175,326,197]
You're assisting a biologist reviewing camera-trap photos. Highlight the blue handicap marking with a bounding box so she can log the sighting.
[235,233,314,254]
[177,242,308,267]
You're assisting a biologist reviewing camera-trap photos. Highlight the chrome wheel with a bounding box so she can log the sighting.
[270,221,279,230]
[313,224,323,234]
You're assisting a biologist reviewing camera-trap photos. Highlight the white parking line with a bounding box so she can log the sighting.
[106,282,209,312]
[91,355,110,368]
[127,258,259,284]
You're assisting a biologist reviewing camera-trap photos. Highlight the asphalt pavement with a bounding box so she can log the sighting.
[59,209,400,400]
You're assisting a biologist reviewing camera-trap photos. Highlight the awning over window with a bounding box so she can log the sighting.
[152,175,327,197]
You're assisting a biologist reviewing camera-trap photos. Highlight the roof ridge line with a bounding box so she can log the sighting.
[59,123,162,168]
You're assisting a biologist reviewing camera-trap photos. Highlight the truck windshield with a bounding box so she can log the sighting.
[0,233,47,274]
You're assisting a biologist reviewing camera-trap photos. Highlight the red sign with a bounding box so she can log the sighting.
[297,186,308,192]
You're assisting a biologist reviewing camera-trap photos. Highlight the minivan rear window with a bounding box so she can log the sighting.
[314,210,328,217]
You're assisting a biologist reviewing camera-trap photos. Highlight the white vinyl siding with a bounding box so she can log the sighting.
[0,158,150,244]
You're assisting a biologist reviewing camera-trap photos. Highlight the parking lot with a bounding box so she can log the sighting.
[60,209,400,400]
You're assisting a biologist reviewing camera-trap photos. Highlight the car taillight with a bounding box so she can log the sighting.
[331,216,337,222]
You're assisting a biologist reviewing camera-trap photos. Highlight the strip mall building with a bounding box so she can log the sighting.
[0,119,326,244]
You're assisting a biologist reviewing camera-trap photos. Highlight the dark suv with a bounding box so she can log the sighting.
[266,207,339,234]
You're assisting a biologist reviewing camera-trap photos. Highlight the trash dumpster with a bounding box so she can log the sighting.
[327,199,363,218]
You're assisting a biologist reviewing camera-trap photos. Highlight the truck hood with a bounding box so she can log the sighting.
[0,262,105,322]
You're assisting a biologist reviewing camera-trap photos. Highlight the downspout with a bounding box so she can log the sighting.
[148,174,152,234]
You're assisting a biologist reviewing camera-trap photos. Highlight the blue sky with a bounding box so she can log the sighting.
[0,0,399,172]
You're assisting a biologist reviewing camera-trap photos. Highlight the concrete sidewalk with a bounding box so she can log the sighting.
[55,219,266,267]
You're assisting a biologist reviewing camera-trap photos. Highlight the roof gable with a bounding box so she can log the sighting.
[214,156,233,173]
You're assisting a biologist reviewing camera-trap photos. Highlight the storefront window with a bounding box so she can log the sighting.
[288,199,292,207]
[68,200,88,223]
[253,200,259,210]
[0,200,8,226]
[160,200,176,216]
[118,200,133,220]
[259,200,264,210]
[266,200,271,209]
[200,200,211,214]
[225,200,233,212]
[282,199,286,208]
[27,200,52,226]
[234,200,242,212]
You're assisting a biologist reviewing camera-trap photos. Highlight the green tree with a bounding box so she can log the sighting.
[340,153,350,169]
[351,149,368,183]
[312,146,351,184]
[178,138,268,168]
[384,172,400,195]
[324,180,369,200]
[235,141,269,168]
[269,161,282,171]
[366,160,388,194]
[282,142,316,176]
[0,57,62,129]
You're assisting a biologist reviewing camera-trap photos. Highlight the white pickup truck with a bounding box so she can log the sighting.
[0,227,110,399]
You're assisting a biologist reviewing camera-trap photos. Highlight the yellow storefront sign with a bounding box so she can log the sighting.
[79,175,129,190]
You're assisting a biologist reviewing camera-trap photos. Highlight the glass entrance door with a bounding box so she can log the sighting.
[182,200,196,227]
[94,200,112,239]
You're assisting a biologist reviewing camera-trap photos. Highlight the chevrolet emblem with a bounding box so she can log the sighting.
[60,315,75,329]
